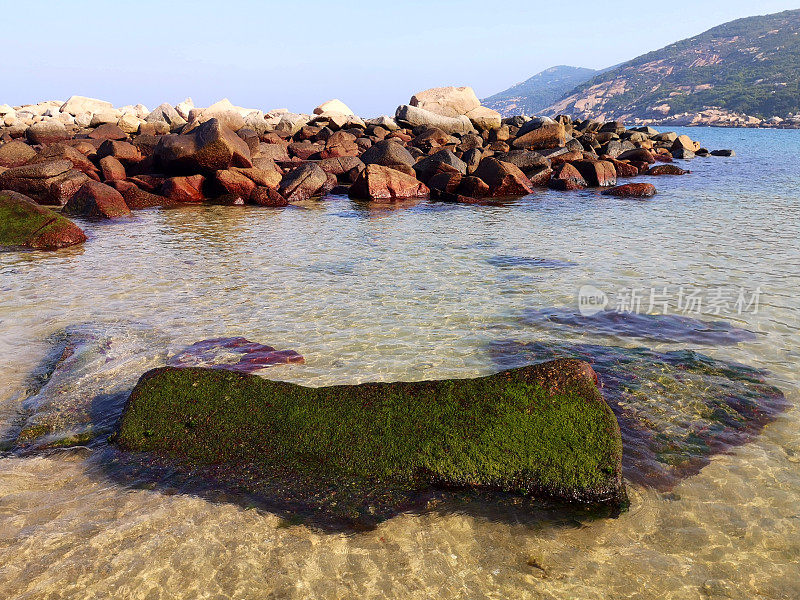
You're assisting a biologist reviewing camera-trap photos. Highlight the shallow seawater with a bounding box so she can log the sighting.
[1,127,799,598]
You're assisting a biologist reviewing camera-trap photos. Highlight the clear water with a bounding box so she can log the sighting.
[1,127,798,599]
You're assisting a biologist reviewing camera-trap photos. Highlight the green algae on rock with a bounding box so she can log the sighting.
[0,190,86,250]
[116,359,626,508]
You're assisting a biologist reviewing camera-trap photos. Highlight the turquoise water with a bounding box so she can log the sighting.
[0,127,798,599]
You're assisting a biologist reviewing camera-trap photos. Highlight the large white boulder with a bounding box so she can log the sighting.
[466,106,502,130]
[60,96,113,116]
[409,86,481,118]
[313,99,354,116]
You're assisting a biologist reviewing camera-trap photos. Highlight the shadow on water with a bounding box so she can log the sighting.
[520,307,758,345]
[489,340,788,490]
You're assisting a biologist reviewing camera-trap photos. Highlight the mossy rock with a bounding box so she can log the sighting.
[0,190,86,250]
[116,359,625,509]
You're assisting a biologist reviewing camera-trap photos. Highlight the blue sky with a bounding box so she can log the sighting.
[4,1,799,115]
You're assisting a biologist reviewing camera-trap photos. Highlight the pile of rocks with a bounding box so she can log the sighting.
[0,88,732,249]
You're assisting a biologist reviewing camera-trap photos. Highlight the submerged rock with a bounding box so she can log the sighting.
[116,360,626,509]
[602,183,657,198]
[489,341,786,490]
[166,337,304,373]
[0,190,86,250]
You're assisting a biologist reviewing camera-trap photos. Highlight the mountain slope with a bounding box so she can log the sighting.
[482,66,597,116]
[542,9,800,121]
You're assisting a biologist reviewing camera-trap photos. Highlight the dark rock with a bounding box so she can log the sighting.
[216,169,257,200]
[250,186,288,207]
[155,118,252,174]
[711,149,735,157]
[360,139,415,168]
[349,164,429,201]
[616,148,655,164]
[161,175,207,203]
[26,121,69,145]
[413,149,467,183]
[99,156,126,182]
[646,164,688,176]
[602,183,657,198]
[571,160,617,187]
[279,163,327,202]
[0,160,89,206]
[63,180,131,219]
[88,124,127,141]
[549,163,587,190]
[493,150,550,175]
[473,158,534,197]
[512,123,566,151]
[96,140,143,165]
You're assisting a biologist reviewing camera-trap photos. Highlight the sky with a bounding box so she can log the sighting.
[3,0,799,116]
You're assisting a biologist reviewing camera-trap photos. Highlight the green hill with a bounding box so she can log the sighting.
[542,9,800,121]
[482,66,598,116]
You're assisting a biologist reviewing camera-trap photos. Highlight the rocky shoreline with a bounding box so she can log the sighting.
[1,87,733,250]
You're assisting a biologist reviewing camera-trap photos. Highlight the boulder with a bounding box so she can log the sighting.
[571,160,617,188]
[395,105,475,135]
[175,98,195,120]
[616,148,654,164]
[472,158,534,197]
[278,163,327,202]
[359,139,416,169]
[0,190,86,250]
[494,150,550,175]
[230,166,283,189]
[602,183,657,198]
[512,122,567,150]
[313,99,354,116]
[60,96,113,116]
[646,164,688,176]
[409,86,481,118]
[250,186,288,207]
[155,118,252,174]
[711,149,735,157]
[88,123,127,141]
[465,106,502,130]
[26,121,68,145]
[96,140,142,165]
[116,360,625,511]
[670,134,700,153]
[62,180,131,219]
[0,140,36,167]
[320,130,359,158]
[215,169,257,200]
[349,164,429,201]
[161,175,207,203]
[145,103,187,131]
[413,149,467,183]
[99,156,126,182]
[0,160,88,206]
[549,163,587,191]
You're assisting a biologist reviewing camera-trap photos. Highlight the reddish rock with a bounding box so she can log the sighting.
[114,181,174,209]
[571,160,617,187]
[472,158,534,197]
[528,167,554,187]
[166,337,304,373]
[0,160,89,206]
[63,180,131,219]
[96,140,142,165]
[608,159,639,178]
[617,148,655,164]
[411,128,455,153]
[250,186,288,207]
[349,164,430,201]
[549,163,587,190]
[128,174,166,192]
[255,143,291,163]
[318,156,365,182]
[278,163,328,202]
[602,183,657,198]
[457,175,491,198]
[216,169,257,200]
[230,166,283,188]
[512,123,567,150]
[321,130,359,158]
[161,175,206,203]
[647,164,688,176]
[88,124,127,141]
[288,141,322,160]
[360,139,416,169]
[99,156,126,182]
[0,140,36,167]
[26,121,68,145]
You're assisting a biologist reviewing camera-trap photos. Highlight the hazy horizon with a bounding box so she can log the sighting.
[4,0,800,116]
